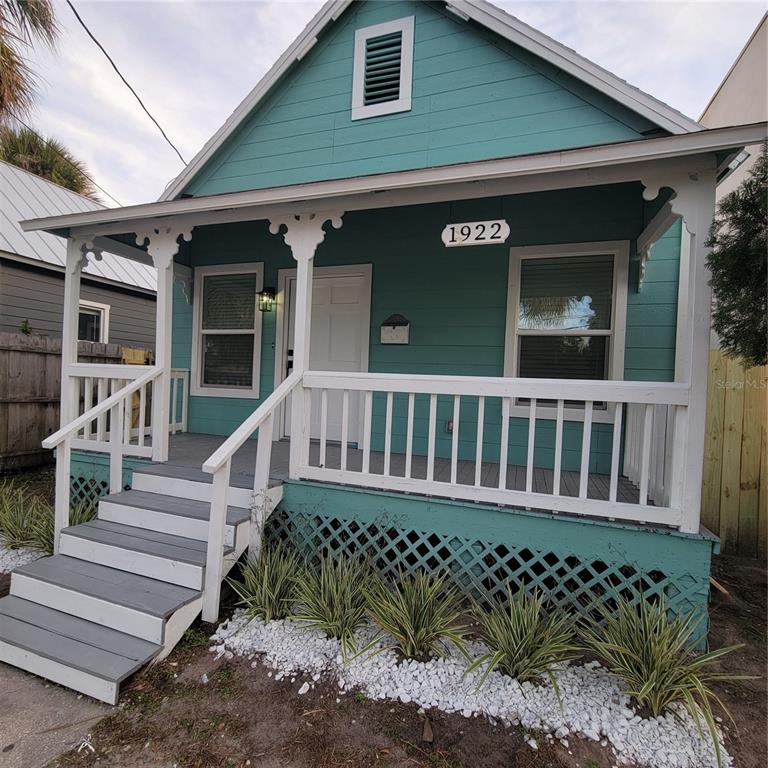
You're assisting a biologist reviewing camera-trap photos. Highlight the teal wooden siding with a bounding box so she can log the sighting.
[171,183,681,475]
[183,0,659,197]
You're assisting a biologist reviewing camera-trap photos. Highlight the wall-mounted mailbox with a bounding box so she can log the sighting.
[380,313,410,345]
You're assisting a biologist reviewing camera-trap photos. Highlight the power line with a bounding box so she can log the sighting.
[65,0,187,166]
[8,113,124,206]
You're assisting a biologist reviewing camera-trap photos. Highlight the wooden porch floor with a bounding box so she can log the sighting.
[160,433,645,505]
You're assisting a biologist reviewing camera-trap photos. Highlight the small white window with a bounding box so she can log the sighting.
[78,300,110,343]
[351,16,414,121]
[191,264,264,398]
[505,242,628,421]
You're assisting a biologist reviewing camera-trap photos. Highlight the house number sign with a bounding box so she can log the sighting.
[441,219,510,247]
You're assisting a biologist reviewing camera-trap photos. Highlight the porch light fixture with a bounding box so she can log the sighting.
[257,287,275,312]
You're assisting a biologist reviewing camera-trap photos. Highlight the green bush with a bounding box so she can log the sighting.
[295,555,370,659]
[580,596,745,767]
[364,570,467,661]
[228,542,299,622]
[467,589,579,693]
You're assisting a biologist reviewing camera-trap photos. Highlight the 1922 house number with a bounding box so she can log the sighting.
[441,219,510,247]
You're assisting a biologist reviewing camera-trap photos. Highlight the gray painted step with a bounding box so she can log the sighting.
[61,519,233,566]
[100,489,250,527]
[12,555,200,618]
[135,463,259,488]
[0,596,160,682]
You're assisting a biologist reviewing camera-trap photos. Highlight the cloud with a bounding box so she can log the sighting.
[24,0,765,206]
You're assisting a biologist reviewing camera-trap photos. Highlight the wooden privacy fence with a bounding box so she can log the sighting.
[702,349,767,558]
[0,332,152,472]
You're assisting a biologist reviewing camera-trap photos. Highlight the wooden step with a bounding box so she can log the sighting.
[0,596,160,705]
[98,489,249,547]
[59,520,233,589]
[10,555,200,644]
[131,465,256,507]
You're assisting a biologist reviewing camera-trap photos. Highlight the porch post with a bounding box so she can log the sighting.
[136,224,194,462]
[269,212,343,478]
[645,170,716,534]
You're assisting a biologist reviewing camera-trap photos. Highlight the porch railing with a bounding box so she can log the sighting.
[200,370,302,621]
[298,371,692,529]
[43,366,162,552]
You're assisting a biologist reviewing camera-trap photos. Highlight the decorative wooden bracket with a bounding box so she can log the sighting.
[268,211,344,261]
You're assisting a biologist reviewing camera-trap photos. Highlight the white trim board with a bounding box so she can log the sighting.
[274,264,372,442]
[190,262,265,399]
[158,0,703,201]
[504,241,629,424]
[23,123,766,240]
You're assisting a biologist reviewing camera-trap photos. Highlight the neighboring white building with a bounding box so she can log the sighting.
[700,13,767,198]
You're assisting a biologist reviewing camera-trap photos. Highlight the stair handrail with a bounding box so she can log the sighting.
[200,369,303,622]
[43,365,162,554]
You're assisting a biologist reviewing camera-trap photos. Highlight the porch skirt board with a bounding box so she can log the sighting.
[269,480,717,646]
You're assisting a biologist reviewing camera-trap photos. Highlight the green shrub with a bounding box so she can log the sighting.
[467,589,579,693]
[228,542,299,622]
[295,555,370,659]
[580,596,745,767]
[364,570,467,661]
[0,482,36,548]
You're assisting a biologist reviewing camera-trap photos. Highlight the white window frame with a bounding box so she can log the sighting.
[351,16,414,121]
[191,263,264,399]
[504,241,629,423]
[78,300,110,343]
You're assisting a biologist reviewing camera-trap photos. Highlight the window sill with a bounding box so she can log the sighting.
[190,385,261,400]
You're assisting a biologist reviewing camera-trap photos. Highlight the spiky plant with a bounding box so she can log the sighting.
[468,589,579,694]
[363,570,467,661]
[0,481,35,548]
[228,542,299,622]
[294,555,370,659]
[580,595,746,767]
[29,497,97,555]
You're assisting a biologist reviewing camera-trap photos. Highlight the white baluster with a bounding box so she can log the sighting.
[109,400,124,493]
[427,393,437,481]
[138,383,147,448]
[405,392,414,479]
[474,396,485,487]
[383,391,393,476]
[340,389,349,472]
[553,399,564,496]
[639,403,654,506]
[202,460,231,623]
[579,401,593,499]
[319,388,328,468]
[84,377,93,439]
[450,395,460,485]
[362,390,372,474]
[53,439,71,553]
[251,413,274,557]
[498,397,510,490]
[171,374,180,434]
[526,398,536,493]
[609,403,623,502]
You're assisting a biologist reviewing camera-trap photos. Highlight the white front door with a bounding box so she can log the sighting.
[282,267,371,443]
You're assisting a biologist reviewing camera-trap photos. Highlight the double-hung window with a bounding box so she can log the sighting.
[78,300,109,342]
[506,242,628,416]
[192,264,264,398]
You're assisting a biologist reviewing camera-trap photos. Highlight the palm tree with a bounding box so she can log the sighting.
[0,0,58,124]
[1,125,99,199]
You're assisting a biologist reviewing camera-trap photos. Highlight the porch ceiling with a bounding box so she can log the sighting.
[19,122,766,253]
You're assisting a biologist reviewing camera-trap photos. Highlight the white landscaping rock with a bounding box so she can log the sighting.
[0,543,43,574]
[211,610,732,768]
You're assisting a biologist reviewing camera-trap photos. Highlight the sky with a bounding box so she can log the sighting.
[21,0,767,207]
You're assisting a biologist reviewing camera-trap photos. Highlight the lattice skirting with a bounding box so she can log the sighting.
[69,451,149,507]
[268,481,718,645]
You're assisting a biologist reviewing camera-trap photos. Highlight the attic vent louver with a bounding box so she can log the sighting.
[364,31,403,105]
[352,16,414,121]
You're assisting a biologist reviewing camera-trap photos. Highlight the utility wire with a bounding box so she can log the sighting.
[9,113,124,206]
[65,0,187,166]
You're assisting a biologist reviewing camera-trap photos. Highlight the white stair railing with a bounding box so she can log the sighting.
[42,366,162,552]
[200,370,302,622]
[299,371,692,530]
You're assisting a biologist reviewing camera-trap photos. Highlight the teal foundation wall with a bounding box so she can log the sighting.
[173,184,681,474]
[184,0,658,197]
[70,450,150,503]
[270,480,715,643]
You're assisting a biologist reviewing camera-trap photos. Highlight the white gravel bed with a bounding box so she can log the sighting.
[212,610,731,768]
[0,543,43,574]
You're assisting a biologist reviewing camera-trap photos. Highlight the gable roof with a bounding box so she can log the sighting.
[0,161,157,292]
[160,0,702,201]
